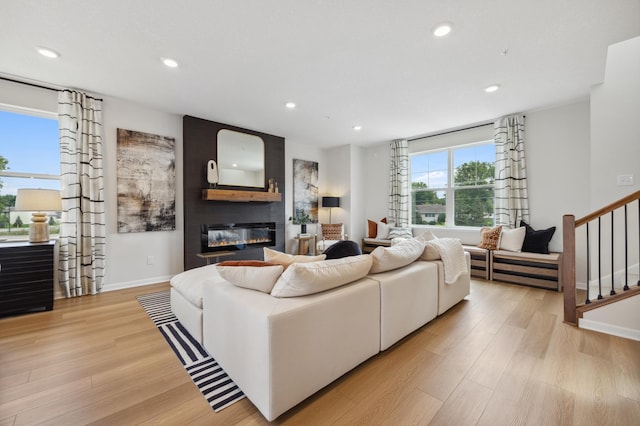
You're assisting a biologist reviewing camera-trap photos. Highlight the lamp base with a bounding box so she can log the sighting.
[29,214,50,243]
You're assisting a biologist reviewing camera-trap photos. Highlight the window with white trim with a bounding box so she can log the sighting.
[0,108,60,239]
[410,141,495,227]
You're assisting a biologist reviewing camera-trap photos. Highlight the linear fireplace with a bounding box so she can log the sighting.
[201,222,276,253]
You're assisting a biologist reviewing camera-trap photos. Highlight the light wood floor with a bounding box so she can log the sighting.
[1,280,639,425]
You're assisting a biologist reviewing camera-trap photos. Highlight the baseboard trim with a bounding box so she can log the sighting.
[102,275,173,292]
[578,318,640,341]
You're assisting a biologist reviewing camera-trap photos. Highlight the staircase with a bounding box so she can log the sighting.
[562,190,640,326]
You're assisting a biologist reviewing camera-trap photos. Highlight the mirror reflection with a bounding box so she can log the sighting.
[217,129,265,188]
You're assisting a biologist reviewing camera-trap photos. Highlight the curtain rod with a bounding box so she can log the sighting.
[408,115,526,141]
[0,76,103,101]
[408,121,492,141]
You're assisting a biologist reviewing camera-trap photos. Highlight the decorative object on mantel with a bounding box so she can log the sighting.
[14,188,62,243]
[322,196,340,223]
[117,128,176,233]
[268,178,279,193]
[292,158,318,224]
[207,159,219,187]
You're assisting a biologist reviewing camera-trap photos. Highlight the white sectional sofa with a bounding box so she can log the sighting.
[170,241,470,421]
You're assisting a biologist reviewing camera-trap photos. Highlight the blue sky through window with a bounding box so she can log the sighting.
[411,143,494,189]
[0,110,60,196]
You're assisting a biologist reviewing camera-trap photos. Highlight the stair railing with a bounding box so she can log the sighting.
[563,190,640,325]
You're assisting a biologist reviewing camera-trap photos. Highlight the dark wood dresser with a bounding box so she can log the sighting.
[0,240,56,316]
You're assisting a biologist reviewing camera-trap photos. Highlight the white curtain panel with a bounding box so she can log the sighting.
[494,114,529,227]
[58,90,106,297]
[388,139,409,227]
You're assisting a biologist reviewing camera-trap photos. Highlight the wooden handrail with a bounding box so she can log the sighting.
[575,190,640,227]
[563,189,640,325]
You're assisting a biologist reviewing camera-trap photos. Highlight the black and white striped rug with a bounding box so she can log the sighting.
[137,291,245,411]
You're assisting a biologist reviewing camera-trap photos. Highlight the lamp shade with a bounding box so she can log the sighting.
[322,196,340,208]
[15,189,63,212]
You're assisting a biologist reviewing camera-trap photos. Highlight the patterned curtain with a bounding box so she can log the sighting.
[58,90,106,297]
[388,139,409,227]
[494,114,529,227]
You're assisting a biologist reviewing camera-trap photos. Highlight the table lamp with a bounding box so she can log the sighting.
[322,196,340,224]
[14,188,63,243]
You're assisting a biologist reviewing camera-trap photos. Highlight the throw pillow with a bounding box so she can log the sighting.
[270,255,373,298]
[366,217,388,238]
[367,220,378,238]
[520,221,556,254]
[369,238,425,273]
[414,229,437,241]
[263,247,326,269]
[388,227,413,239]
[216,261,284,293]
[375,221,391,239]
[321,223,343,240]
[477,225,502,250]
[323,240,362,260]
[499,226,526,252]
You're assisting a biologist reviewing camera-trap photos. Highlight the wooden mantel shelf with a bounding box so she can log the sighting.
[202,189,282,202]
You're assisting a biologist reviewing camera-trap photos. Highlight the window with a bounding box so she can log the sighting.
[0,108,60,240]
[410,141,495,227]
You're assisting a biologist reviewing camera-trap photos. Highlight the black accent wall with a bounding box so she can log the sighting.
[183,115,285,270]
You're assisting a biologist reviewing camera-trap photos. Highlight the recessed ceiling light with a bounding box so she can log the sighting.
[484,84,501,93]
[36,46,60,59]
[161,57,179,68]
[285,102,296,109]
[353,125,362,131]
[433,22,453,37]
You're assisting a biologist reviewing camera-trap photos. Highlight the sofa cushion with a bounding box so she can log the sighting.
[323,240,362,259]
[170,264,223,308]
[217,261,284,293]
[478,225,502,250]
[263,247,326,269]
[520,221,556,254]
[271,255,373,298]
[369,238,424,273]
[499,226,526,252]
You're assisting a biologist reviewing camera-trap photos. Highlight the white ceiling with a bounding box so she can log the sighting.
[1,0,639,148]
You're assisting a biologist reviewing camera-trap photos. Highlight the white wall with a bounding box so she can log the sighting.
[590,36,640,208]
[0,79,184,293]
[101,97,183,290]
[526,100,591,252]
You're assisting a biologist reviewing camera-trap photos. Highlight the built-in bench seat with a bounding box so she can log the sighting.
[461,245,490,280]
[361,237,391,253]
[362,236,561,291]
[490,250,562,291]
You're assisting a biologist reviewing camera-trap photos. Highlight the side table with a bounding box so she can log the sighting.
[294,235,317,255]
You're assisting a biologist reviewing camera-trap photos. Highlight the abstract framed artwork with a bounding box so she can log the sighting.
[117,128,176,233]
[292,159,318,223]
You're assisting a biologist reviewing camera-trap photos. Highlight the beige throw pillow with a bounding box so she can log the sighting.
[369,238,425,273]
[270,255,373,298]
[499,226,526,252]
[263,247,326,269]
[217,260,284,293]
